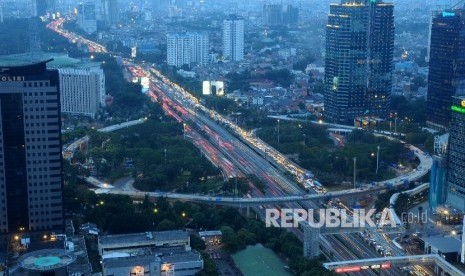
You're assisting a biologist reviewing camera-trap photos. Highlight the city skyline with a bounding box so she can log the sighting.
[0,0,463,275]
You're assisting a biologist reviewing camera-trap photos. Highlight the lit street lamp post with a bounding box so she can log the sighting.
[353,157,357,189]
[376,145,380,175]
[277,119,280,144]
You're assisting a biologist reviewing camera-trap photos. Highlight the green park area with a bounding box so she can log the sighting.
[71,115,222,193]
[256,121,427,186]
[232,244,292,276]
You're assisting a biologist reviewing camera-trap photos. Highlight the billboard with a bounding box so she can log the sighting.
[202,81,224,96]
[141,77,150,93]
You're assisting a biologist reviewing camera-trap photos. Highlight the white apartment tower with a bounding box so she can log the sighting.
[58,68,105,118]
[222,17,244,62]
[166,33,209,68]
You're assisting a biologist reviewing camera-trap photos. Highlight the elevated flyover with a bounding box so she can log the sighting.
[323,254,464,276]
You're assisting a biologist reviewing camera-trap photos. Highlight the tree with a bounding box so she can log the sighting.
[157,219,177,231]
[190,234,206,251]
[219,226,239,251]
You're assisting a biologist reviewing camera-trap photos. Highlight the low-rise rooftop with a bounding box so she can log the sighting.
[103,254,160,269]
[160,251,202,264]
[99,230,189,246]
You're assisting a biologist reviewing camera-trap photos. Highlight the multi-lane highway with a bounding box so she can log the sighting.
[50,19,431,275]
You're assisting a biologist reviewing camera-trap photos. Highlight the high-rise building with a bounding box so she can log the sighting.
[31,0,47,17]
[0,61,63,235]
[324,0,394,125]
[446,96,465,211]
[222,17,244,62]
[102,0,118,25]
[283,5,299,26]
[78,2,97,34]
[167,32,209,68]
[263,4,299,27]
[58,67,105,118]
[263,4,282,26]
[426,9,465,130]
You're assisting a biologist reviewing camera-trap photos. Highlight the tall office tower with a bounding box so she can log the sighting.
[426,10,465,130]
[78,2,97,34]
[263,3,282,26]
[446,96,465,211]
[222,17,244,62]
[31,0,47,17]
[283,5,299,26]
[324,0,394,125]
[167,32,209,67]
[0,61,63,235]
[102,0,118,25]
[58,67,105,118]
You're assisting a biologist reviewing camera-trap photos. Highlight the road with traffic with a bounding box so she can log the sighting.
[50,19,432,275]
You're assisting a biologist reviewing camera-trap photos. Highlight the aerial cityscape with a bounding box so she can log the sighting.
[0,0,464,275]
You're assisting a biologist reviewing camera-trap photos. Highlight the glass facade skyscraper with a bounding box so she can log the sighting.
[426,10,465,130]
[324,0,394,125]
[0,61,63,236]
[446,96,465,211]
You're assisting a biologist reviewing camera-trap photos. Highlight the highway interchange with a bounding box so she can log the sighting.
[51,18,434,276]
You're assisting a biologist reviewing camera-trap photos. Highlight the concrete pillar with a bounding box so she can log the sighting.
[303,223,320,258]
[246,207,250,217]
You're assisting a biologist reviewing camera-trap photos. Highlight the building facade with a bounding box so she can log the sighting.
[222,17,244,62]
[102,0,118,25]
[429,133,449,210]
[78,2,97,34]
[446,96,465,211]
[324,0,394,125]
[103,254,161,276]
[58,67,105,118]
[31,0,47,17]
[263,4,298,27]
[166,33,209,68]
[426,9,465,130]
[0,61,63,235]
[263,4,282,26]
[99,230,202,276]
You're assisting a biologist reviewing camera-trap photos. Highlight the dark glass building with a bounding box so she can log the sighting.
[324,0,394,125]
[446,96,465,211]
[426,10,465,130]
[0,61,63,235]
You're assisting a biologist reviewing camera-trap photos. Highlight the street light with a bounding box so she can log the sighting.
[164,148,167,165]
[376,145,380,175]
[277,119,280,144]
[353,157,357,189]
[183,123,186,139]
